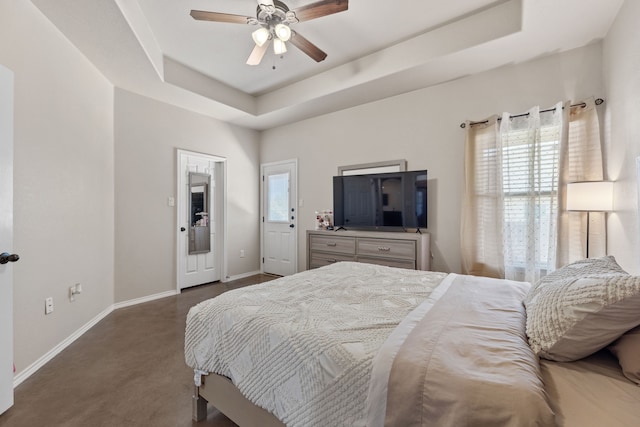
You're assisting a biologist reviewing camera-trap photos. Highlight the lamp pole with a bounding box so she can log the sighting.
[586,211,590,259]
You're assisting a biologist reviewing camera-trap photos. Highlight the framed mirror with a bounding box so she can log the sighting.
[338,159,406,176]
[189,172,211,254]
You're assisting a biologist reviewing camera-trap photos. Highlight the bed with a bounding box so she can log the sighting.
[185,258,640,426]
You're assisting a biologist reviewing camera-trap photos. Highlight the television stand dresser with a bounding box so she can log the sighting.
[307,229,431,271]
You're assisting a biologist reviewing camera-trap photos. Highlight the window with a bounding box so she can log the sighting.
[462,104,564,283]
[267,172,289,222]
[462,99,605,282]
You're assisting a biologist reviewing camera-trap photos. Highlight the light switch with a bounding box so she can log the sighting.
[168,197,175,207]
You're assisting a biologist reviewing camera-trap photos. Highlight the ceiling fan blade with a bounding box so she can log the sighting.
[246,42,270,66]
[190,10,251,24]
[294,0,348,22]
[289,31,327,62]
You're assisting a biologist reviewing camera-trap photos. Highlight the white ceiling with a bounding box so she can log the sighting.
[31,0,623,130]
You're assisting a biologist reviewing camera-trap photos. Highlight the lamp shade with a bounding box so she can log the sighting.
[273,38,287,54]
[566,181,613,212]
[274,24,291,41]
[251,27,270,47]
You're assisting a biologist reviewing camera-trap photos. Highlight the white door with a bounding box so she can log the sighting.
[261,160,297,276]
[177,150,225,290]
[0,65,15,415]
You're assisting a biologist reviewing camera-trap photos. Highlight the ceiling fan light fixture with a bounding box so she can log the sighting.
[273,37,287,54]
[251,27,270,47]
[275,23,291,41]
[191,0,349,65]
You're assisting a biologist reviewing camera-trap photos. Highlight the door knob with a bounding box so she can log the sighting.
[289,224,295,228]
[0,252,20,265]
[180,227,186,232]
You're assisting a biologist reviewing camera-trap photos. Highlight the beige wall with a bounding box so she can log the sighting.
[0,0,261,375]
[261,44,604,274]
[603,0,640,274]
[0,1,115,372]
[113,89,261,302]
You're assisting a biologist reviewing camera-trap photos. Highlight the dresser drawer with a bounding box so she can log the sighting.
[309,252,356,269]
[357,238,415,260]
[307,230,431,271]
[309,235,355,255]
[357,256,416,270]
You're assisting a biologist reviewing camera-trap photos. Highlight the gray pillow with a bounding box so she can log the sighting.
[609,326,640,385]
[525,256,640,361]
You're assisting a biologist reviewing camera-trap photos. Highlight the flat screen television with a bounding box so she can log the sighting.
[333,170,427,230]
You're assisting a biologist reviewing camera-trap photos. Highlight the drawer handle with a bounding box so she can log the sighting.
[326,242,337,247]
[327,258,337,263]
[377,246,391,252]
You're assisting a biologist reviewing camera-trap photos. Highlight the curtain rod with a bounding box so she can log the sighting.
[459,98,604,129]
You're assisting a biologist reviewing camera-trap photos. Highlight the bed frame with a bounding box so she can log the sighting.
[193,372,285,426]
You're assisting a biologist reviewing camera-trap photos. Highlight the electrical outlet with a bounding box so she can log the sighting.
[45,297,54,315]
[240,249,245,258]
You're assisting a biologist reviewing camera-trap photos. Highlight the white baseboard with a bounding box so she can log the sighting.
[113,289,178,310]
[223,270,262,282]
[13,289,178,388]
[13,304,114,387]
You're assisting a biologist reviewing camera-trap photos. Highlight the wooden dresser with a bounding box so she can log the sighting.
[306,229,431,271]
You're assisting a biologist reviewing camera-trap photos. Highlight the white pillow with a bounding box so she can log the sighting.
[524,256,640,361]
[609,326,640,385]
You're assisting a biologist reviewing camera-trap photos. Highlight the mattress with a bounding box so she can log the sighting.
[541,350,640,427]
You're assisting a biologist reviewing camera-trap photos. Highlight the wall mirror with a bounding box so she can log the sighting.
[338,159,407,176]
[189,172,211,254]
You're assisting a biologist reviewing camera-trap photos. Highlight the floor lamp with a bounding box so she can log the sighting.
[566,181,614,258]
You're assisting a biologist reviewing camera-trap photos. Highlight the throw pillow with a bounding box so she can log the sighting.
[525,256,639,361]
[609,326,640,385]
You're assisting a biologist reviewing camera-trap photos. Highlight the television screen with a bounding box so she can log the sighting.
[333,170,427,230]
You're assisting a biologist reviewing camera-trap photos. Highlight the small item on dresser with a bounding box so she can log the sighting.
[314,209,333,230]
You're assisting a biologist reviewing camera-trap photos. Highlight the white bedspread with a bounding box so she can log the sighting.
[185,262,447,427]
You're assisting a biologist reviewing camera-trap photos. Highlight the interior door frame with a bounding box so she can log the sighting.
[0,64,14,414]
[176,149,227,291]
[260,159,298,275]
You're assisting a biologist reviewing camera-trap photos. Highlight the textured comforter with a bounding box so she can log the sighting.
[185,262,554,426]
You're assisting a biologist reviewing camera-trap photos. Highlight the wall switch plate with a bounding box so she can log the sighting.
[168,197,175,207]
[45,297,54,315]
[69,283,82,301]
[240,249,245,258]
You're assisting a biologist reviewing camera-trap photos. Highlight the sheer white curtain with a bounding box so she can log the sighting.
[498,103,563,283]
[462,99,603,282]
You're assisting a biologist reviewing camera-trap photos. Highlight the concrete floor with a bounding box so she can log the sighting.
[0,274,276,427]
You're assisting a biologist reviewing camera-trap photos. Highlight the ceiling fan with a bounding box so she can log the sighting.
[190,0,349,66]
